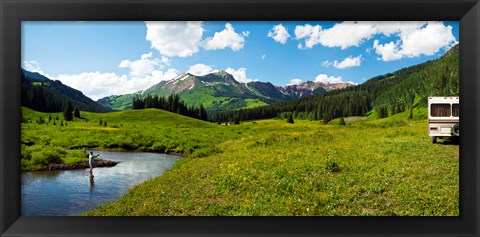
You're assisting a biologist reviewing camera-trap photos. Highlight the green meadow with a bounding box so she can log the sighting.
[21,107,458,216]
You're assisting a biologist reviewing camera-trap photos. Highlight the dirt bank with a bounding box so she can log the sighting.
[45,159,119,171]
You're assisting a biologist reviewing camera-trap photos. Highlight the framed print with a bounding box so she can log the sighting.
[1,0,479,236]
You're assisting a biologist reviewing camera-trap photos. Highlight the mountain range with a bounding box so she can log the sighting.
[97,71,353,112]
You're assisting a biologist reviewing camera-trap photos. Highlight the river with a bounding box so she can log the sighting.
[21,150,182,216]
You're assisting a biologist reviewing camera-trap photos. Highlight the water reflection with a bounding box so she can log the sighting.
[89,174,95,192]
[22,150,181,216]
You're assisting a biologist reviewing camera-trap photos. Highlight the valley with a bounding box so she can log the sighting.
[20,44,459,216]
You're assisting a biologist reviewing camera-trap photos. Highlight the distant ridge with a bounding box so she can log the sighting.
[98,71,353,112]
[21,69,112,113]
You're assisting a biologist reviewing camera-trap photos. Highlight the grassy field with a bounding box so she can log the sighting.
[21,107,459,216]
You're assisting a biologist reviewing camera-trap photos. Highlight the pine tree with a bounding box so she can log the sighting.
[408,107,413,119]
[323,112,332,124]
[287,113,294,124]
[74,107,80,118]
[63,101,73,121]
[103,121,107,127]
[233,116,240,125]
[339,117,346,125]
[99,118,103,126]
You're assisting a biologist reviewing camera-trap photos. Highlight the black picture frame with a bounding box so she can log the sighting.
[1,0,479,236]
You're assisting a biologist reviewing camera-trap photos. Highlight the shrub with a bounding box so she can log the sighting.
[287,113,294,124]
[191,146,221,158]
[74,107,81,118]
[152,142,167,153]
[30,147,65,166]
[63,148,88,164]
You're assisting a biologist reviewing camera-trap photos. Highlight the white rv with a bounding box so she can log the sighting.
[428,96,459,143]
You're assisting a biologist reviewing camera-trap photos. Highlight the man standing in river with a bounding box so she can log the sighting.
[89,151,100,177]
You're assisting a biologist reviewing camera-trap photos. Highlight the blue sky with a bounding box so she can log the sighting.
[22,21,459,100]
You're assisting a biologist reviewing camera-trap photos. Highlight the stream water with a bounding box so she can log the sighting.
[21,150,182,216]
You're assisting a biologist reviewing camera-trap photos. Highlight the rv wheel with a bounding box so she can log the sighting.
[432,137,437,144]
[452,123,460,136]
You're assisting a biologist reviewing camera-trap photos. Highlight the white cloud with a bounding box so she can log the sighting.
[294,21,423,50]
[55,72,129,100]
[54,68,180,101]
[332,55,362,69]
[315,22,375,49]
[372,21,425,36]
[314,74,343,84]
[22,61,45,75]
[145,21,204,57]
[186,64,256,83]
[321,55,362,69]
[287,78,303,86]
[187,64,218,76]
[27,53,181,100]
[202,23,249,51]
[225,67,256,83]
[295,22,375,49]
[321,60,332,68]
[261,54,266,60]
[399,22,457,57]
[268,24,290,44]
[138,68,180,85]
[372,21,456,61]
[293,21,457,61]
[373,40,403,61]
[119,52,170,77]
[294,24,323,49]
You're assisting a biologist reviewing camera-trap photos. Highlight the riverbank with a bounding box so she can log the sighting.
[45,159,119,171]
[87,147,187,157]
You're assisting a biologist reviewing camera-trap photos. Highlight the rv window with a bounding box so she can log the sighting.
[452,103,459,117]
[431,104,451,117]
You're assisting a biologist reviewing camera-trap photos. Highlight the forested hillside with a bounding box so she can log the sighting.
[211,44,459,124]
[132,94,208,121]
[21,69,111,113]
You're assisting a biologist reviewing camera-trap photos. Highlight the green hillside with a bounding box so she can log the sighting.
[373,48,459,110]
[98,71,282,112]
[97,94,138,110]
